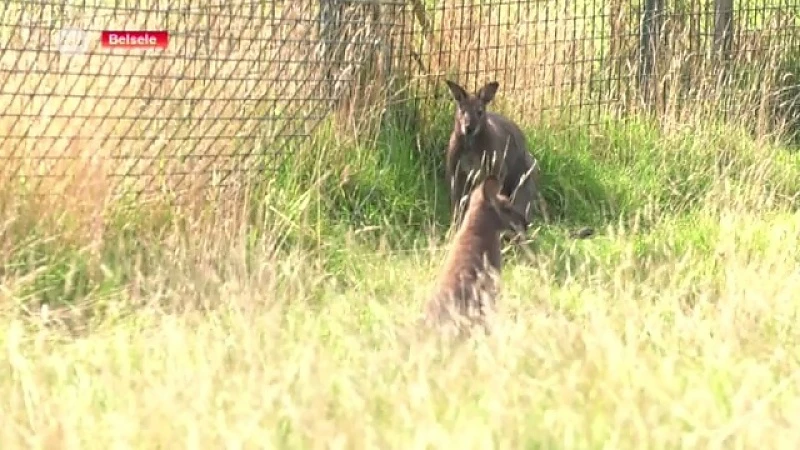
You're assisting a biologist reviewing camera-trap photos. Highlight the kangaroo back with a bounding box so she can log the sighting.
[423,176,528,337]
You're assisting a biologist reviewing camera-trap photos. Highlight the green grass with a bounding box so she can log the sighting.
[3,100,800,448]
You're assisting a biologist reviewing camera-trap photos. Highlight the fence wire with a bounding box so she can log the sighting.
[0,0,798,206]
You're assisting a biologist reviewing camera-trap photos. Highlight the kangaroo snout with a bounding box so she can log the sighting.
[461,120,480,138]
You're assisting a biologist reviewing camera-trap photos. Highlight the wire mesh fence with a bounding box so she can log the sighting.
[0,0,798,207]
[402,0,800,129]
[0,0,403,206]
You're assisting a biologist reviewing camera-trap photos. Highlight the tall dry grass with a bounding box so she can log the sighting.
[2,176,800,448]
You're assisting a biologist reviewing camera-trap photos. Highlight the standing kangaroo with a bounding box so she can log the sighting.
[444,79,550,230]
[423,175,529,337]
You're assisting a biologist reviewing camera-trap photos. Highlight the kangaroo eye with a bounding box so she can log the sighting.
[477,108,484,116]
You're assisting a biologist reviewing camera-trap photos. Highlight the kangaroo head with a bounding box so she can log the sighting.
[472,175,529,236]
[445,80,499,139]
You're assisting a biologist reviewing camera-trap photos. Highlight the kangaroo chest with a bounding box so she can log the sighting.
[455,137,508,179]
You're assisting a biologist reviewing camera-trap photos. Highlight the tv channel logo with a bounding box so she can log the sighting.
[56,28,90,55]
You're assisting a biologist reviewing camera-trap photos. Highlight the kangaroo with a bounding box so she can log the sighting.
[444,79,550,230]
[423,175,529,337]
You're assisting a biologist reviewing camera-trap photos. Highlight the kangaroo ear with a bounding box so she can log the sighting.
[477,81,499,104]
[482,175,500,199]
[445,79,468,103]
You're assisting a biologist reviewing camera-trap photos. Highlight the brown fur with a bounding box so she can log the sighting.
[423,176,529,337]
[444,79,551,230]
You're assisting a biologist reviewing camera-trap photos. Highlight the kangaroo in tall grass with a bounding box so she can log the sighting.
[444,79,550,231]
[423,175,529,337]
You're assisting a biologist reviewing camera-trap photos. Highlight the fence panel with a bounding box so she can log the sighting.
[0,0,402,205]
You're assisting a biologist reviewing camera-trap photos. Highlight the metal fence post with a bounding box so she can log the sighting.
[712,0,734,88]
[319,0,345,99]
[713,0,733,59]
[639,0,664,110]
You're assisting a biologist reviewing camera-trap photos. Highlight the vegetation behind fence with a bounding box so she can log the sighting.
[0,0,797,211]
